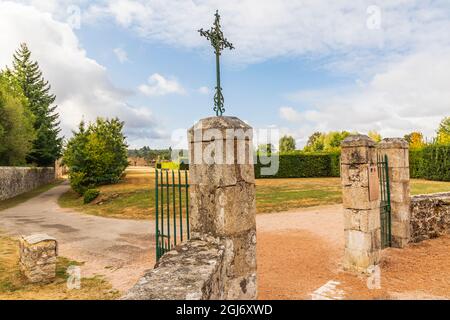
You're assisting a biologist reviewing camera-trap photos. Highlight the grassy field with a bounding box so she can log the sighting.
[58,168,450,219]
[0,180,63,212]
[59,168,156,219]
[0,236,119,300]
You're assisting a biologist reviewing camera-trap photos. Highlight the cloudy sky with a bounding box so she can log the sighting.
[1,0,449,149]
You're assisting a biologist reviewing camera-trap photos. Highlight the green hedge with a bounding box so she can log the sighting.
[156,161,189,170]
[409,145,450,181]
[255,152,340,178]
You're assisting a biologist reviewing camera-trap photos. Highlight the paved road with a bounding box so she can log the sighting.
[0,182,155,292]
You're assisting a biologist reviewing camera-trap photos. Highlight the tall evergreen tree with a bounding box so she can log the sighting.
[10,43,62,166]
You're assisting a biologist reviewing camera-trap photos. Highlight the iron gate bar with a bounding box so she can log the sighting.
[377,153,392,248]
[185,170,190,237]
[155,167,159,258]
[155,169,190,261]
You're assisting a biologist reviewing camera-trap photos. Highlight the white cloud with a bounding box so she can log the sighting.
[0,1,163,146]
[198,86,210,94]
[138,73,186,97]
[81,0,450,69]
[280,49,450,144]
[113,47,129,63]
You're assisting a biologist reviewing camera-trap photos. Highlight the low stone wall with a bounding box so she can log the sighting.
[123,234,254,300]
[0,166,55,201]
[410,192,450,243]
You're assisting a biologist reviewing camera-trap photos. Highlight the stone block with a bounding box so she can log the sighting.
[190,183,256,237]
[345,230,373,252]
[378,148,409,168]
[223,229,257,277]
[390,202,411,222]
[342,186,377,210]
[19,234,57,284]
[344,208,380,233]
[224,273,257,300]
[341,164,370,187]
[391,220,410,240]
[341,146,376,165]
[389,181,410,203]
[390,167,410,182]
[189,139,254,167]
[391,236,410,248]
[343,248,380,273]
[189,163,255,186]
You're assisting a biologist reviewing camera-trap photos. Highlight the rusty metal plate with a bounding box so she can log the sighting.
[368,165,379,201]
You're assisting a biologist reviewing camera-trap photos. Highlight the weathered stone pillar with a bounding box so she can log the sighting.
[19,234,57,283]
[378,138,410,248]
[188,116,257,300]
[341,135,381,273]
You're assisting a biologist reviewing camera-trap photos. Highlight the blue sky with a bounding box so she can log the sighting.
[1,1,450,149]
[75,14,353,134]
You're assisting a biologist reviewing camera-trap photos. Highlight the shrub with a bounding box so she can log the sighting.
[255,152,340,178]
[157,160,189,171]
[83,189,100,204]
[409,145,450,181]
[69,171,89,195]
[409,149,425,178]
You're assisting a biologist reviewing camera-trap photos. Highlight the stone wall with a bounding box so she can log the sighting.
[0,166,55,201]
[410,192,450,243]
[123,235,228,300]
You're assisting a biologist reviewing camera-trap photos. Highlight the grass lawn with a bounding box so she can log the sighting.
[0,180,64,212]
[58,168,156,219]
[58,168,450,218]
[0,236,119,300]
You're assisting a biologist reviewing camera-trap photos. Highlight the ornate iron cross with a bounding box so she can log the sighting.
[199,10,234,116]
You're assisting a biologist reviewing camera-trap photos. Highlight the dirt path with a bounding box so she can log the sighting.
[256,205,344,299]
[0,182,155,293]
[256,205,450,300]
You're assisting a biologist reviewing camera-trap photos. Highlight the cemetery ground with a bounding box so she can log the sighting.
[1,167,449,299]
[58,167,450,219]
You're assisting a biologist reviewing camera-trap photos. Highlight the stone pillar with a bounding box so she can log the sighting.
[341,135,381,273]
[188,116,257,300]
[378,138,410,248]
[19,234,57,283]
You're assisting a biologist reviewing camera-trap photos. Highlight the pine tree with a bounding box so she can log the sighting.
[10,43,62,166]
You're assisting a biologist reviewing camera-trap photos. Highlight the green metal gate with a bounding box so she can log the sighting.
[155,169,190,261]
[377,154,392,248]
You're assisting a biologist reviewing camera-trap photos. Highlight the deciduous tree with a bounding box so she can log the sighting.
[63,118,128,195]
[0,72,35,165]
[279,135,296,153]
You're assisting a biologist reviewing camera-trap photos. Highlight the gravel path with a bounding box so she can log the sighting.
[0,182,155,293]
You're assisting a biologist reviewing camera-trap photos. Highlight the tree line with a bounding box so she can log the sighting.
[261,119,450,155]
[0,43,62,166]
